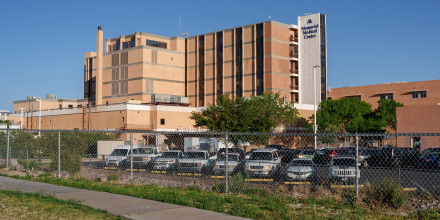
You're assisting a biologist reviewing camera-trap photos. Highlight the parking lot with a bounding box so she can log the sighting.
[82,159,440,196]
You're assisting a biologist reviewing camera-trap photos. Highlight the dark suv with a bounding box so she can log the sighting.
[382,147,420,168]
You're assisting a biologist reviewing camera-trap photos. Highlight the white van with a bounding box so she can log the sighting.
[105,145,138,169]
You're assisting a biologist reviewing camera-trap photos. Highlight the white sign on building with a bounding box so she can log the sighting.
[298,13,327,105]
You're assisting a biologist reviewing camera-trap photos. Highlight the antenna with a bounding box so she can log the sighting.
[179,16,182,36]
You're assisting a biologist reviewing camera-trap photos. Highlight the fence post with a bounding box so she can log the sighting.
[225,134,229,194]
[355,133,359,201]
[58,130,61,178]
[130,133,133,181]
[6,128,10,169]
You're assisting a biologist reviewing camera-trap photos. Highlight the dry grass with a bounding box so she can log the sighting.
[0,190,124,220]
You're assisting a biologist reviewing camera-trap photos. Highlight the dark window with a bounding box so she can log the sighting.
[198,35,205,106]
[123,42,128,49]
[160,118,165,125]
[59,104,62,109]
[236,27,243,97]
[256,23,264,95]
[388,94,393,100]
[216,32,223,96]
[115,44,120,50]
[68,105,73,109]
[78,105,82,108]
[380,94,386,100]
[412,92,418,98]
[129,40,135,47]
[146,40,167,49]
[421,91,427,98]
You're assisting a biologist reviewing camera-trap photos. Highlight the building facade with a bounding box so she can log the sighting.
[9,14,327,132]
[84,13,326,111]
[328,79,440,151]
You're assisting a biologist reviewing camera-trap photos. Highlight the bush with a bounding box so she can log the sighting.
[212,173,249,193]
[36,132,115,174]
[364,178,406,208]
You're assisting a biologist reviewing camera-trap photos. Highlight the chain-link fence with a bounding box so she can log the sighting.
[1,128,440,200]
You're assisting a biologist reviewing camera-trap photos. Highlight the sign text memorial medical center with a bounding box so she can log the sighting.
[301,19,319,39]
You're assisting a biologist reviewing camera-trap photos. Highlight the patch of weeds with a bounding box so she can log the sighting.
[38,172,52,178]
[364,178,407,209]
[107,174,118,182]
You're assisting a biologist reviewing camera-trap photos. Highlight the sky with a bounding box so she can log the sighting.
[0,0,439,111]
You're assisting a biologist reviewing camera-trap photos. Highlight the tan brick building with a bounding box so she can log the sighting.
[9,14,327,133]
[328,79,440,150]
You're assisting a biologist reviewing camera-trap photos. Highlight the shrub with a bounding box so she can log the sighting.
[364,178,406,208]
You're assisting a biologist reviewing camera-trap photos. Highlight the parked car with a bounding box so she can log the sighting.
[358,148,384,167]
[421,147,440,155]
[211,153,244,175]
[128,146,161,169]
[244,149,257,160]
[105,145,138,169]
[243,148,281,179]
[418,152,440,169]
[217,148,245,158]
[266,145,295,164]
[152,150,183,172]
[329,156,360,184]
[177,150,210,174]
[286,158,316,182]
[295,149,317,159]
[313,148,337,165]
[382,147,420,168]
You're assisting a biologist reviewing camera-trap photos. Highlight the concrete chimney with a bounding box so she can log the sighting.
[95,26,103,106]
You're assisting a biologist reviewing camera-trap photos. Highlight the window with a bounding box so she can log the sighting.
[59,104,62,109]
[412,92,418,98]
[380,94,386,100]
[388,94,393,100]
[122,117,125,122]
[115,44,120,50]
[256,23,264,95]
[411,137,421,151]
[198,35,205,106]
[146,40,167,49]
[129,40,135,47]
[160,118,165,125]
[68,105,73,109]
[78,105,82,108]
[235,27,243,97]
[146,80,154,93]
[106,101,109,106]
[421,91,427,98]
[123,42,128,49]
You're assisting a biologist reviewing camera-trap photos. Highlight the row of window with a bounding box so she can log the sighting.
[111,38,166,52]
[146,40,167,49]
[379,94,393,100]
[412,91,427,98]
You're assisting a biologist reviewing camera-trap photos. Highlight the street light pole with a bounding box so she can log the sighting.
[313,65,320,149]
[36,99,42,136]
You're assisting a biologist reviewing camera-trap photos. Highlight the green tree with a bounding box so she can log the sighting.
[374,99,403,132]
[308,98,404,134]
[190,92,299,133]
[0,120,11,128]
[36,132,115,174]
[308,98,374,133]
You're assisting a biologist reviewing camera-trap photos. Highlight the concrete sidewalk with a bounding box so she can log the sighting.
[0,176,247,220]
